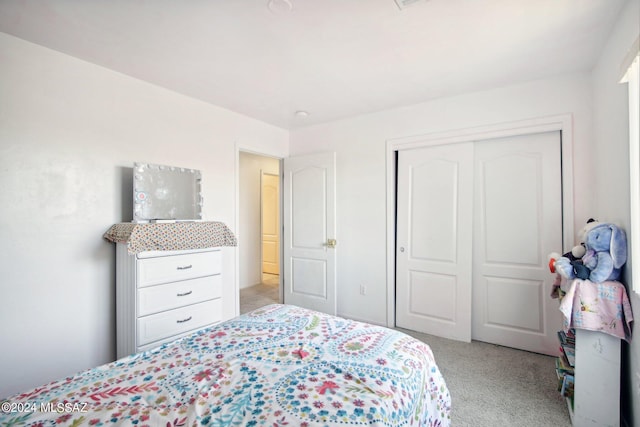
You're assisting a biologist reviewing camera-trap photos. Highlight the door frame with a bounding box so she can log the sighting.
[385,114,575,328]
[235,144,286,316]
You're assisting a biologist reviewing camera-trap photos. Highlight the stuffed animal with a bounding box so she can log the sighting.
[570,218,599,259]
[581,223,627,283]
[555,222,627,282]
[551,252,591,280]
[549,218,599,280]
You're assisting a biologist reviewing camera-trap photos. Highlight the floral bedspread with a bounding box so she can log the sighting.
[1,304,451,426]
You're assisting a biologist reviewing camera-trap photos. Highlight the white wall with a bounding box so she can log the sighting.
[238,151,280,289]
[0,32,288,399]
[591,1,640,425]
[290,73,595,325]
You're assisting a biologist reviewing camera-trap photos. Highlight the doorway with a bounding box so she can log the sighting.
[238,151,281,314]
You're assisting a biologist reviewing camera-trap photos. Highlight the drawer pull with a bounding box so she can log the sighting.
[177,265,193,270]
[177,316,192,324]
[177,290,193,297]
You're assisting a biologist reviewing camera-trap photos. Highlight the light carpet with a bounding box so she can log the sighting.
[399,328,572,427]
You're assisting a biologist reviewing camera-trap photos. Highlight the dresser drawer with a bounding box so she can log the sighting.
[137,299,221,346]
[136,250,221,287]
[137,275,221,317]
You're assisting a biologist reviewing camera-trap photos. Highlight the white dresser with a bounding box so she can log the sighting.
[116,243,223,358]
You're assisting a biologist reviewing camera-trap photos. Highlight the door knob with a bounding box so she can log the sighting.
[399,247,405,252]
[326,238,337,248]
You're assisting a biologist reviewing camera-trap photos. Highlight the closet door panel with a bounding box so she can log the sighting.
[472,131,563,355]
[481,154,540,266]
[396,143,474,342]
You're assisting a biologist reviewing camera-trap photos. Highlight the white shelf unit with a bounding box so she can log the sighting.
[568,328,621,427]
[116,243,223,358]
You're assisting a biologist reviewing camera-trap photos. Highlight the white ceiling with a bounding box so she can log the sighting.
[0,0,627,129]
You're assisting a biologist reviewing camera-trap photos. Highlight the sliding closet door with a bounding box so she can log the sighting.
[472,131,562,355]
[396,143,474,342]
[396,131,563,354]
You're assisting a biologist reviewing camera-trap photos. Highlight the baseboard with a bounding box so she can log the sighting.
[338,312,386,327]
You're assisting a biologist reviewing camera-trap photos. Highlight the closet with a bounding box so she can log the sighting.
[395,131,563,355]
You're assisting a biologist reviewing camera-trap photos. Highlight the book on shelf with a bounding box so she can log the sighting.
[557,329,576,367]
[556,356,574,376]
[562,345,575,367]
[555,328,576,409]
[557,329,575,346]
[556,367,565,391]
[560,374,574,399]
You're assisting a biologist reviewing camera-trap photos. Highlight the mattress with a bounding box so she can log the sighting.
[0,304,451,426]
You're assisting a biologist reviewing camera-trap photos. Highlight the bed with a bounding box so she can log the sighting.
[1,304,451,426]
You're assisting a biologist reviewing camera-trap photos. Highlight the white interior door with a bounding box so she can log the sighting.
[261,172,280,275]
[472,131,562,355]
[283,152,337,315]
[396,143,474,341]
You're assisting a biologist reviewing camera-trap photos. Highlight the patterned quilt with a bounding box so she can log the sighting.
[1,304,451,426]
[558,278,633,341]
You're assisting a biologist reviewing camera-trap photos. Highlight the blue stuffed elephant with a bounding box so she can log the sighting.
[555,223,627,283]
[581,223,627,282]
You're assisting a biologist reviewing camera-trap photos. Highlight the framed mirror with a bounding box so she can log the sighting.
[133,162,203,222]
